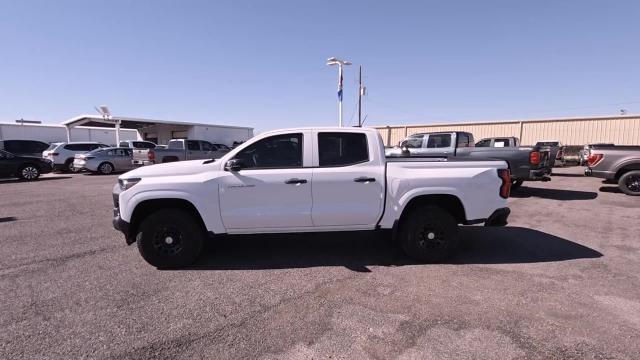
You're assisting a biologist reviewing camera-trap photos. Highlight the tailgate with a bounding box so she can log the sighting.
[132,149,149,162]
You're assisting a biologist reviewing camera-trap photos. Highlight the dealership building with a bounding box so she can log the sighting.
[0,115,254,146]
[375,114,640,147]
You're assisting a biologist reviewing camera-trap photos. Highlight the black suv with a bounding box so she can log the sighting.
[0,149,54,181]
[0,140,50,157]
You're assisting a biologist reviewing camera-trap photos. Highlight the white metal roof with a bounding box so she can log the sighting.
[61,114,253,130]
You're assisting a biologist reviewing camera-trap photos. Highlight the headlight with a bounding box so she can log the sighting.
[118,178,141,191]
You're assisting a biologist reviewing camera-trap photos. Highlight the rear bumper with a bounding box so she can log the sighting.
[585,168,615,179]
[484,207,511,227]
[519,169,551,182]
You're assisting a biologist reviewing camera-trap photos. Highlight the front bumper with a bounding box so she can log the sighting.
[484,207,511,227]
[112,213,134,245]
[112,184,134,245]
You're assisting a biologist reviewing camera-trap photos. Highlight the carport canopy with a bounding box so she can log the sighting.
[61,114,250,144]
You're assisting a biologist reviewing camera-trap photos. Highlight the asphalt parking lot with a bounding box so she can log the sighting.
[1,167,639,359]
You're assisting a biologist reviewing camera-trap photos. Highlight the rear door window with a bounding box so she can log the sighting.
[318,132,369,167]
[494,138,511,147]
[187,141,200,151]
[426,134,451,148]
[456,133,471,148]
[5,141,28,153]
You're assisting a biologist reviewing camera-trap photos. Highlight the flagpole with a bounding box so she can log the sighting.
[338,64,343,127]
[326,57,351,128]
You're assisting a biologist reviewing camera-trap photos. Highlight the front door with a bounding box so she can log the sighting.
[218,132,313,230]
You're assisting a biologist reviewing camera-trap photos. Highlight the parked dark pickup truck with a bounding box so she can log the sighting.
[387,131,552,189]
[585,145,640,196]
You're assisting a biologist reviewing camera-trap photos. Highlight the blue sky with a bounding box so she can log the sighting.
[1,0,639,132]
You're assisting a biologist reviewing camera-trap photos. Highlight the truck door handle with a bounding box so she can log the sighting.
[354,177,376,183]
[285,178,307,184]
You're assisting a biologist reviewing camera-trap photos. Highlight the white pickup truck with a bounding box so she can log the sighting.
[112,127,512,268]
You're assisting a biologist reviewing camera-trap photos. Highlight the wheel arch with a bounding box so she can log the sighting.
[128,198,208,242]
[614,161,640,180]
[98,161,115,173]
[399,194,467,225]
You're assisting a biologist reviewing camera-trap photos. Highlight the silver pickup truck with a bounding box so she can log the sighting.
[388,131,552,189]
[149,139,230,164]
[585,145,640,195]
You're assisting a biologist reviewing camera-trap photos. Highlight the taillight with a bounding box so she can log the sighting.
[148,151,155,161]
[498,169,511,199]
[588,153,604,167]
[529,151,540,165]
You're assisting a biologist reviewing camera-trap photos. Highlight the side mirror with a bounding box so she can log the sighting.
[225,159,243,171]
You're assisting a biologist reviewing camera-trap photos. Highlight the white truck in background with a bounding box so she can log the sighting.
[112,127,512,268]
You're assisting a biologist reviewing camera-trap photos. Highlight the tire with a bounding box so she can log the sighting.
[65,159,79,173]
[19,165,40,181]
[98,162,115,175]
[136,209,205,268]
[398,205,460,263]
[511,179,524,190]
[618,170,640,196]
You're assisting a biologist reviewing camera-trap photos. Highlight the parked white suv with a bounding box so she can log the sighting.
[113,127,512,268]
[43,142,110,172]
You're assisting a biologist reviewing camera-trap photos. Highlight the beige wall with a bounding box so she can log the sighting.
[375,116,640,146]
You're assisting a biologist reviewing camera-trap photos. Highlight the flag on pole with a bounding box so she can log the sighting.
[337,71,343,101]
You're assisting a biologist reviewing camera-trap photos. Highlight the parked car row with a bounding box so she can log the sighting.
[0,138,234,181]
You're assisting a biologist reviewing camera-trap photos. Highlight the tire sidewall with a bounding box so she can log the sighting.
[99,162,114,175]
[19,165,40,181]
[137,209,205,268]
[398,206,460,263]
[619,171,640,196]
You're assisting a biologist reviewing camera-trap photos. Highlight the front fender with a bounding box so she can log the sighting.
[119,188,225,234]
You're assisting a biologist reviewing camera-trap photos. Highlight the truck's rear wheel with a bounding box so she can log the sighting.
[136,209,205,268]
[511,179,524,190]
[618,170,640,196]
[398,205,459,263]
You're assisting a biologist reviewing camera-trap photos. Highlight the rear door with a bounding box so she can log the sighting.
[421,133,454,156]
[311,131,384,227]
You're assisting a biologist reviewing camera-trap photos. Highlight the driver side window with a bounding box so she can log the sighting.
[233,133,302,169]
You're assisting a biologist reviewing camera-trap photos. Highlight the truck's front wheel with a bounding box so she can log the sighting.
[398,206,460,263]
[136,209,205,268]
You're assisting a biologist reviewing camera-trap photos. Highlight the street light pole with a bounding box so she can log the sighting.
[326,57,351,127]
